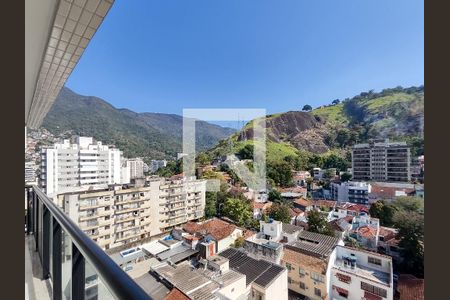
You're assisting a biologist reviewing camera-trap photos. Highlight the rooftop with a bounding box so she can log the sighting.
[183,218,237,241]
[398,274,424,300]
[282,223,304,234]
[285,231,341,258]
[293,198,311,207]
[218,248,285,287]
[164,288,190,300]
[333,258,390,285]
[355,226,378,239]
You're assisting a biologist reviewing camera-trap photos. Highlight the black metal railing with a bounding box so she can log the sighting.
[25,185,151,300]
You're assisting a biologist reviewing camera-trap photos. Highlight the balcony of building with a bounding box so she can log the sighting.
[25,185,151,300]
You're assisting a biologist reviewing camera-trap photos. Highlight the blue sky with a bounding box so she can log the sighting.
[66,0,424,117]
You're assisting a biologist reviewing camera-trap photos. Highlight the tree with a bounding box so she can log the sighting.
[222,198,253,227]
[238,144,254,160]
[393,211,424,278]
[305,177,314,191]
[205,192,217,218]
[267,203,292,224]
[307,210,335,237]
[323,168,336,180]
[232,236,246,248]
[340,172,352,182]
[392,196,424,213]
[267,161,293,187]
[332,99,340,105]
[196,153,210,166]
[268,189,282,202]
[302,104,313,112]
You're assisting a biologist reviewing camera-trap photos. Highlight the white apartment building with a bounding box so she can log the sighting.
[329,246,393,300]
[330,181,372,205]
[126,158,145,179]
[57,176,206,251]
[40,137,127,196]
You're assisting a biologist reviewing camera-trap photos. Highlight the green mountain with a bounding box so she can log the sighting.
[42,87,236,160]
[206,86,424,167]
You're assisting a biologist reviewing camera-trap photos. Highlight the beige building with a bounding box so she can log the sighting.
[281,231,342,300]
[57,176,206,251]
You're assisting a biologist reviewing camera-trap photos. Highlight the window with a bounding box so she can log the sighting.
[286,263,292,271]
[361,281,387,298]
[288,277,292,284]
[314,288,321,297]
[368,256,382,266]
[311,272,325,283]
[299,282,306,290]
[299,268,306,276]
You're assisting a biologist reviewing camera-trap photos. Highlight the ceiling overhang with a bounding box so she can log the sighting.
[25,0,114,129]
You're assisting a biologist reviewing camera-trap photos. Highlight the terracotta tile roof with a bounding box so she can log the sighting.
[280,187,307,193]
[182,219,237,241]
[252,201,272,210]
[165,288,190,300]
[398,274,424,300]
[356,226,377,239]
[293,198,311,207]
[340,203,369,213]
[313,200,337,208]
[379,226,397,241]
[370,184,415,200]
[289,207,304,217]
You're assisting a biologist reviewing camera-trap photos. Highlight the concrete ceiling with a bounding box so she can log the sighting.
[25,0,114,129]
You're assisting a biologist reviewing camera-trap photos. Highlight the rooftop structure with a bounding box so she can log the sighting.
[397,274,424,300]
[286,230,342,258]
[329,246,394,300]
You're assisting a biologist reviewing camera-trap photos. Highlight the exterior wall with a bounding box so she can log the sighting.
[260,220,282,240]
[40,137,127,196]
[217,276,247,300]
[330,246,393,300]
[282,250,329,300]
[251,268,288,300]
[352,140,411,183]
[216,228,243,253]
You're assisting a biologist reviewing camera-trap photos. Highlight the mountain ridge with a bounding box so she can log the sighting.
[42,87,236,160]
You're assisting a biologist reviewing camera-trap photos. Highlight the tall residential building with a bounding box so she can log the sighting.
[352,139,411,182]
[40,137,126,196]
[125,158,145,179]
[330,181,372,205]
[56,176,206,251]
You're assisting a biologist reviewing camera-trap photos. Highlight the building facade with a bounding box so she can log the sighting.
[125,158,145,179]
[281,231,343,300]
[329,246,394,300]
[57,177,206,251]
[40,137,127,196]
[352,139,411,182]
[331,182,372,205]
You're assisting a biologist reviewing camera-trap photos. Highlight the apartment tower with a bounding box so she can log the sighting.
[352,139,411,182]
[40,137,126,196]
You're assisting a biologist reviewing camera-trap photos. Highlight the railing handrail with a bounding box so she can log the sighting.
[31,185,151,300]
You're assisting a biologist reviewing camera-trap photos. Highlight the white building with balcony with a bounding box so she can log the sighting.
[40,136,128,196]
[329,246,394,300]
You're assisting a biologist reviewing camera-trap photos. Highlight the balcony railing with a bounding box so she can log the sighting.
[25,185,151,300]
